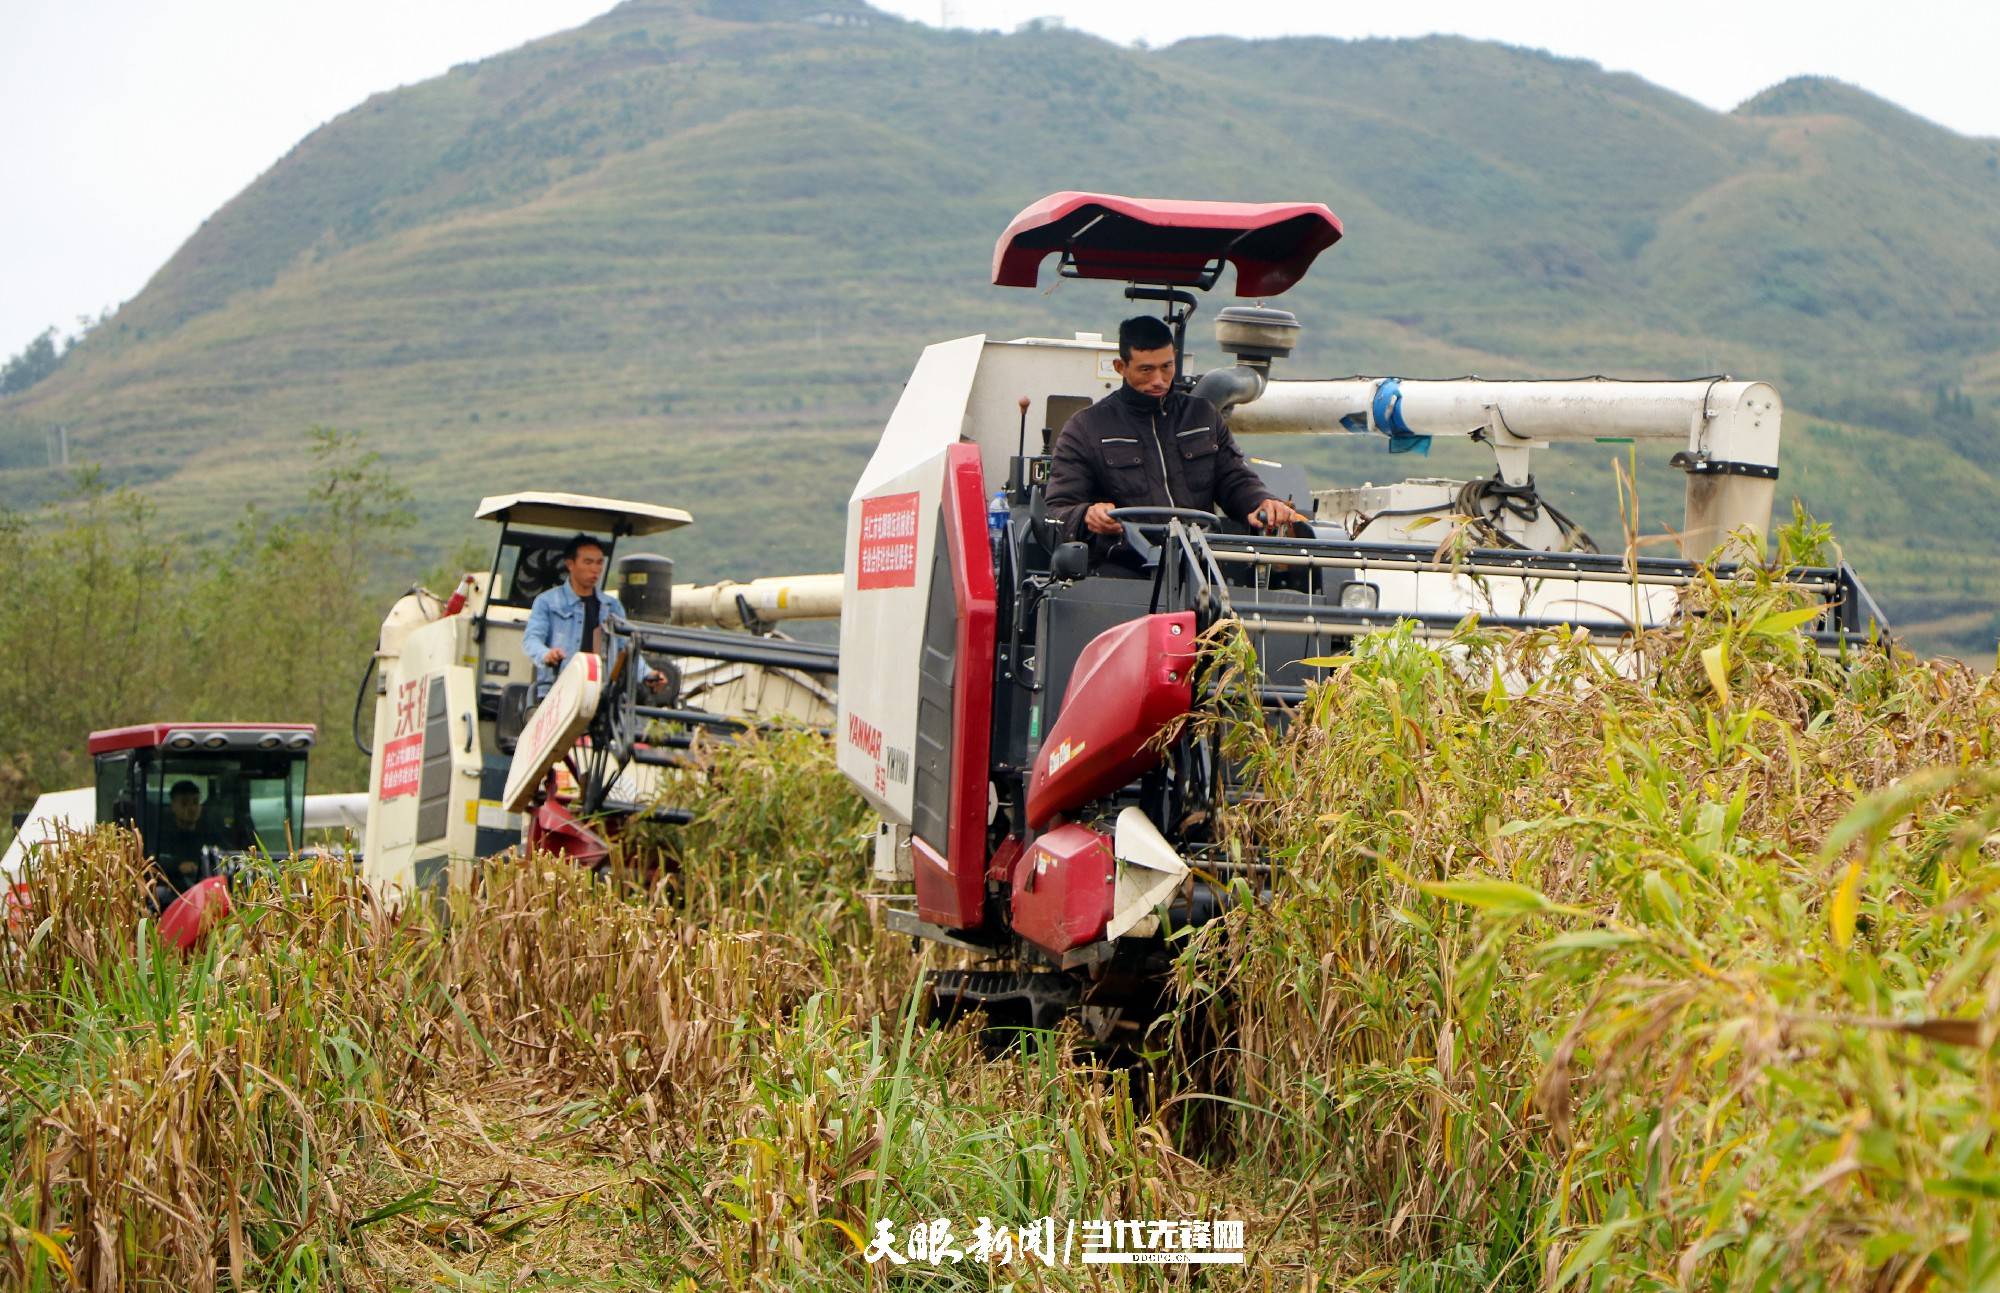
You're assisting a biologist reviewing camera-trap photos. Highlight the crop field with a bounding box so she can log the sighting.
[4,548,1999,1289]
[6,3,2000,659]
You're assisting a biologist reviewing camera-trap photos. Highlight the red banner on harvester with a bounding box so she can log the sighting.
[857,492,921,590]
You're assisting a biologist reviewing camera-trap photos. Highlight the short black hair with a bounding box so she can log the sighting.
[561,533,609,563]
[1118,315,1175,360]
[170,780,200,799]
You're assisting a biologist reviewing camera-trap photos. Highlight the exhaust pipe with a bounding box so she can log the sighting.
[1191,305,1298,415]
[1190,362,1264,413]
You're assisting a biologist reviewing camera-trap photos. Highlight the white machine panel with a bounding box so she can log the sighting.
[361,608,483,902]
[839,454,948,823]
[838,333,1125,826]
[503,652,603,812]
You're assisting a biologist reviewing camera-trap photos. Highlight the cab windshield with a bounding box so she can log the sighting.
[141,751,308,864]
[487,530,616,610]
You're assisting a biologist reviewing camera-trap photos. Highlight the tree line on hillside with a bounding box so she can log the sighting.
[0,329,69,398]
[0,429,413,829]
[0,312,109,397]
[1812,383,1993,466]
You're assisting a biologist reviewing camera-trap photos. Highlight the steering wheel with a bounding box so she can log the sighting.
[1100,507,1219,571]
[1105,507,1219,529]
[1114,503,1313,545]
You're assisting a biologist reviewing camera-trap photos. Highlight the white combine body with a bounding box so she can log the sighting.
[360,491,839,904]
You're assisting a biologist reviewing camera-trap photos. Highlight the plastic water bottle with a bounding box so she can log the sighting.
[988,489,1009,553]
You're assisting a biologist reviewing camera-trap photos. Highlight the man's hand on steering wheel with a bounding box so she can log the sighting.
[1249,497,1307,532]
[1084,501,1122,536]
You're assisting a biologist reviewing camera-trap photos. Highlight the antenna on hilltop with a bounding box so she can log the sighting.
[940,0,962,28]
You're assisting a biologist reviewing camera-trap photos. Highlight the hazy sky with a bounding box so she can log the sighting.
[4,0,1996,354]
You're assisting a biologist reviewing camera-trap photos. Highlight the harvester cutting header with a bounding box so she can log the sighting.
[838,191,1885,1032]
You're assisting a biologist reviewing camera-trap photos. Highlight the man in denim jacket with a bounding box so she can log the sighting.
[521,534,666,694]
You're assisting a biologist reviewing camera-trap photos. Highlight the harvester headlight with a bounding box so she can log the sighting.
[257,734,283,750]
[168,734,197,750]
[202,733,230,749]
[287,733,314,750]
[1337,581,1381,611]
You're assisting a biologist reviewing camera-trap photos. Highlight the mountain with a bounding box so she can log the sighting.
[4,0,1998,653]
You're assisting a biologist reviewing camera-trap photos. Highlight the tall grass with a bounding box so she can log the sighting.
[1183,551,2000,1287]
[1,733,1211,1290]
[1,832,437,1289]
[5,568,1997,1289]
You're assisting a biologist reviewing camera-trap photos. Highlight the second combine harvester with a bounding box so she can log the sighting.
[836,191,1886,1037]
[360,491,840,901]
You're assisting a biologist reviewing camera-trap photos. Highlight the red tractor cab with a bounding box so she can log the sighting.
[90,723,315,904]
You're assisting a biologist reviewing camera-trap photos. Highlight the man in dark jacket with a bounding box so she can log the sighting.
[1046,316,1303,551]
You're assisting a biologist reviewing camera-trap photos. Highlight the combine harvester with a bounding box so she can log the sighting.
[6,492,839,940]
[359,492,839,903]
[837,192,1887,1035]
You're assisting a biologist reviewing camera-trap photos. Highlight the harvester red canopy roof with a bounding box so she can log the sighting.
[992,192,1342,297]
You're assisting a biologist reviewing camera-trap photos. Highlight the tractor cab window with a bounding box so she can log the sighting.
[94,752,137,828]
[486,531,613,610]
[139,752,308,865]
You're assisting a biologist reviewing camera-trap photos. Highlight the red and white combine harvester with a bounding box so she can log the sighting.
[837,192,1887,1034]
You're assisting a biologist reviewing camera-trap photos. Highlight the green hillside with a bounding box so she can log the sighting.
[3,0,1998,652]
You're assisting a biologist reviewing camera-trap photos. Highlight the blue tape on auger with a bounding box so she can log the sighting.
[1372,378,1432,456]
[1338,379,1432,455]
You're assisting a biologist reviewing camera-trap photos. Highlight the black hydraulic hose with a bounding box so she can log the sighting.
[1454,474,1598,554]
[351,657,376,756]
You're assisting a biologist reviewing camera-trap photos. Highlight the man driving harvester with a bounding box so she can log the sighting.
[1046,315,1305,556]
[522,534,668,697]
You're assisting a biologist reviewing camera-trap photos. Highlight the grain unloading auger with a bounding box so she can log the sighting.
[360,492,839,904]
[837,192,1887,1036]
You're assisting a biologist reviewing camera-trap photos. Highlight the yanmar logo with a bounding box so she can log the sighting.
[848,713,883,758]
[857,492,920,590]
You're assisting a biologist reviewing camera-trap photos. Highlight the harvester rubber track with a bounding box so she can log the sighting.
[923,968,1079,1033]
